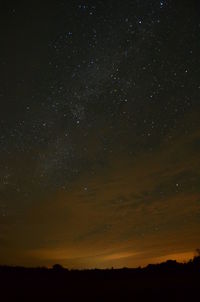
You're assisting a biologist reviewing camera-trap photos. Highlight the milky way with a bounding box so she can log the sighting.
[0,0,200,268]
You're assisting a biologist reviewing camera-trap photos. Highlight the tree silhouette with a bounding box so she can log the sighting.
[52,264,64,271]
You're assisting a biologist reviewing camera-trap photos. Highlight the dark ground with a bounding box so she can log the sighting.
[0,256,199,301]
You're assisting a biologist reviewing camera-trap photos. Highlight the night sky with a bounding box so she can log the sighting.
[0,0,200,269]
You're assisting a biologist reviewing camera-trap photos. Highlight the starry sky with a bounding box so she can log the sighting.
[0,0,200,268]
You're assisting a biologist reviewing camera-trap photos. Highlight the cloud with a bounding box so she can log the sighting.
[1,119,200,268]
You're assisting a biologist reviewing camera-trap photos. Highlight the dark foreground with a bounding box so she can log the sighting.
[0,257,200,302]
